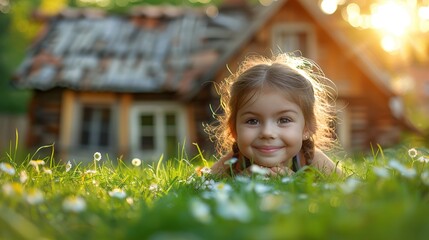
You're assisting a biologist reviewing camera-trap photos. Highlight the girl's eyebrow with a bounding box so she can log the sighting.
[278,109,299,115]
[238,111,258,116]
[239,109,299,116]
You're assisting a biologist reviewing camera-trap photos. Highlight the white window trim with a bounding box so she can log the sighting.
[336,100,351,151]
[68,100,118,162]
[130,101,187,161]
[271,22,317,60]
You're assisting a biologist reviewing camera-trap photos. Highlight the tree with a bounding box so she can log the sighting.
[0,0,41,113]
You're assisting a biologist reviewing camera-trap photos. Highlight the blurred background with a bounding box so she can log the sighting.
[0,0,429,160]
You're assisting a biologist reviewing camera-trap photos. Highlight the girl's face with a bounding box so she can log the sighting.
[235,87,308,168]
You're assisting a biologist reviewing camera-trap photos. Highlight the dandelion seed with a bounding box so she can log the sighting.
[131,158,141,167]
[63,196,86,213]
[25,188,44,205]
[93,152,102,161]
[408,148,418,158]
[223,157,238,165]
[249,164,270,175]
[108,188,127,199]
[20,170,28,183]
[190,198,212,224]
[417,156,429,163]
[66,161,72,172]
[388,159,416,178]
[0,162,16,175]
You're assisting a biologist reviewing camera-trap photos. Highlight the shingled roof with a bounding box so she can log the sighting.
[12,4,257,97]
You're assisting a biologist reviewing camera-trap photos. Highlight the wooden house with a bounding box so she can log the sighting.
[12,0,418,162]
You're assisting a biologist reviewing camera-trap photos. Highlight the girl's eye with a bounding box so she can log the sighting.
[278,117,292,124]
[246,119,259,125]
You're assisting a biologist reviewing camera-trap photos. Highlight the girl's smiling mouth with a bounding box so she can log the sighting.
[253,146,284,154]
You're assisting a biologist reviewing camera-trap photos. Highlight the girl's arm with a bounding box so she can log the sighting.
[210,152,234,176]
[311,148,343,175]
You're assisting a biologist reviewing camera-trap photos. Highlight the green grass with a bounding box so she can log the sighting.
[1,143,429,240]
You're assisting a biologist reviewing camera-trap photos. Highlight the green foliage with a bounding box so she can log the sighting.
[1,142,429,239]
[0,0,38,113]
[68,0,226,13]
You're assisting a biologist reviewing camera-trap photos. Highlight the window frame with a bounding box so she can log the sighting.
[78,104,113,149]
[71,95,118,157]
[271,22,317,60]
[130,102,187,161]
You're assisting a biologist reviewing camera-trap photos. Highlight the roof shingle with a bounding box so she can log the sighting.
[13,5,252,96]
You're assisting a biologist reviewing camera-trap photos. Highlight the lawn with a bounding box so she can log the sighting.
[1,141,429,240]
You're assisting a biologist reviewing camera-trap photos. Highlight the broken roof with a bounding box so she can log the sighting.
[12,5,256,96]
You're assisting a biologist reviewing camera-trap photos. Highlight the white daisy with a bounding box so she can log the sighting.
[408,148,418,158]
[93,152,102,161]
[0,162,15,175]
[388,159,416,178]
[190,198,212,224]
[25,188,44,205]
[108,188,127,199]
[63,196,86,212]
[131,158,141,167]
[20,170,28,183]
[66,161,72,172]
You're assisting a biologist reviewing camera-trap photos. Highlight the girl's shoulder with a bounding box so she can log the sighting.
[310,148,342,175]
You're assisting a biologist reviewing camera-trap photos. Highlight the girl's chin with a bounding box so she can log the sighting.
[253,160,286,168]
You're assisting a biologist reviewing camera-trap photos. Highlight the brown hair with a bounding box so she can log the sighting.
[206,53,337,162]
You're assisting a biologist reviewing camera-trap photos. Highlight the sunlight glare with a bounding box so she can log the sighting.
[419,6,429,20]
[343,3,361,27]
[320,0,338,15]
[380,35,400,53]
[370,2,411,36]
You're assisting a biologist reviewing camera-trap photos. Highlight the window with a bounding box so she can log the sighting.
[79,105,112,148]
[272,23,316,59]
[130,102,186,160]
[165,113,179,156]
[139,115,155,151]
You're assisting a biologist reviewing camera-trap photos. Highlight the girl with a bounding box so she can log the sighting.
[208,53,342,177]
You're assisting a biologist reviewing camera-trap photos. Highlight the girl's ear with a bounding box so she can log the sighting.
[302,127,313,140]
[302,131,309,140]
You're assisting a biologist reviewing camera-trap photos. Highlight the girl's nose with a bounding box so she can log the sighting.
[260,122,276,139]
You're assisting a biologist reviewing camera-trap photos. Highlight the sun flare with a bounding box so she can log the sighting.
[370,2,411,36]
[320,0,429,53]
